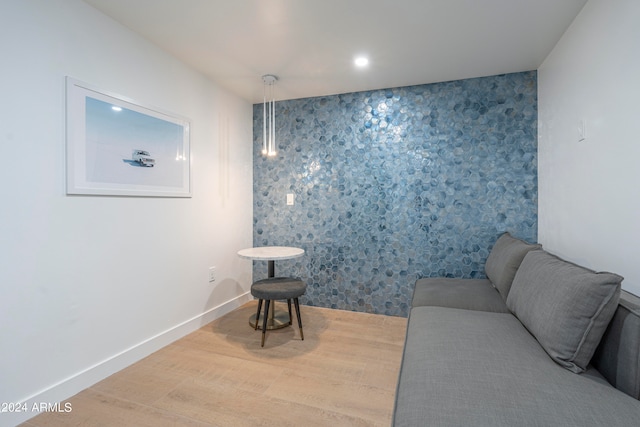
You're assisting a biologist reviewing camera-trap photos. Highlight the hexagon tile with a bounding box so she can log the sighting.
[252,71,537,317]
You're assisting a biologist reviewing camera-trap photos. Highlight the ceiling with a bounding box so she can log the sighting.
[83,0,587,104]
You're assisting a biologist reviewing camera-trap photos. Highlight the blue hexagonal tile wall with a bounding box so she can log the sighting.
[252,71,537,317]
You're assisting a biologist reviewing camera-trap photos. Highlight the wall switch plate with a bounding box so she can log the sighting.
[286,193,294,205]
[208,266,217,283]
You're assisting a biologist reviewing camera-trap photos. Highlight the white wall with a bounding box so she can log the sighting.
[0,1,253,425]
[538,0,640,296]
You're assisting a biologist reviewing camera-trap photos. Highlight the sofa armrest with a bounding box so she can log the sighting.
[592,290,640,400]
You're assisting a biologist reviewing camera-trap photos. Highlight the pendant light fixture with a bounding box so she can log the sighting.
[262,74,277,157]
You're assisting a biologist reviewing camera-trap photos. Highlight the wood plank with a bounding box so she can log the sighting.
[24,303,406,427]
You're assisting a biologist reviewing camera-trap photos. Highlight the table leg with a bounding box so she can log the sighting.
[249,258,290,330]
[268,260,275,278]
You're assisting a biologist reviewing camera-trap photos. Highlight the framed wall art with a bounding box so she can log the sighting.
[66,77,191,197]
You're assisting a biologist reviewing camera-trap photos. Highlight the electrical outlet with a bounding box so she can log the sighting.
[208,266,217,283]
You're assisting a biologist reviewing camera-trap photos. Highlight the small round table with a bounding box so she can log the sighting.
[237,246,304,330]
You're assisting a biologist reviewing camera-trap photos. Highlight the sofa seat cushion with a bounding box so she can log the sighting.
[507,250,622,373]
[393,306,640,427]
[412,278,509,313]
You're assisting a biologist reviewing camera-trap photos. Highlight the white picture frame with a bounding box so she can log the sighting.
[66,77,191,197]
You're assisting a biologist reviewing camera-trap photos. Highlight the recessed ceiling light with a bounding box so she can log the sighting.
[111,106,122,112]
[354,56,369,67]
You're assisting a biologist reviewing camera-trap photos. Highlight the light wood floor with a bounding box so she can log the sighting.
[23,302,407,427]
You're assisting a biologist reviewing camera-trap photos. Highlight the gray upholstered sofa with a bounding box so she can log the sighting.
[393,233,640,426]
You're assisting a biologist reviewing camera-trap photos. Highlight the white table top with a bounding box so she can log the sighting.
[237,246,304,261]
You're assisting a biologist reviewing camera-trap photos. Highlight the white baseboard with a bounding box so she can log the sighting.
[3,292,253,427]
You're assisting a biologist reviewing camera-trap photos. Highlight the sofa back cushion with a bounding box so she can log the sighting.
[506,250,622,373]
[485,233,541,300]
[591,290,640,400]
